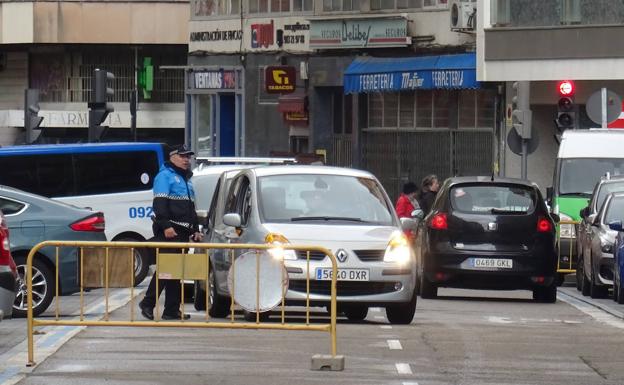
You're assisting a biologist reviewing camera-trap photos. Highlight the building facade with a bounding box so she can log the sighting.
[187,0,500,198]
[0,0,189,145]
[478,0,624,191]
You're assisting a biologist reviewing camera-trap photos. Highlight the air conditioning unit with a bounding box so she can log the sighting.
[450,0,476,31]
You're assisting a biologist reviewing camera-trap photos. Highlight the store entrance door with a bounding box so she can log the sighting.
[219,94,236,157]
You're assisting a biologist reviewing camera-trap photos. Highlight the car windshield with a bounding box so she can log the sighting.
[605,196,624,224]
[595,181,624,213]
[193,174,220,210]
[258,174,394,225]
[560,158,624,196]
[450,184,536,214]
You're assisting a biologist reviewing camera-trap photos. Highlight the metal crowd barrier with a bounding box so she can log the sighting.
[25,240,342,370]
[556,220,580,274]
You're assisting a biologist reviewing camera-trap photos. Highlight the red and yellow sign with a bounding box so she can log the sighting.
[265,66,296,94]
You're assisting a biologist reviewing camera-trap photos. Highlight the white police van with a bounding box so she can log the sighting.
[0,142,166,284]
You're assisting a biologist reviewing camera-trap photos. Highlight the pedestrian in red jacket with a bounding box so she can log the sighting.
[395,182,419,218]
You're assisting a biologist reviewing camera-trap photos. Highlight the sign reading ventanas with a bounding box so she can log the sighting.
[265,66,296,94]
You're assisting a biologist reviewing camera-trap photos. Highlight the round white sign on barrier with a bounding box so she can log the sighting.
[227,250,289,313]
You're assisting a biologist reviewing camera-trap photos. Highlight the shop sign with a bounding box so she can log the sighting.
[189,18,311,53]
[265,66,296,94]
[191,70,236,90]
[345,69,478,93]
[309,18,409,49]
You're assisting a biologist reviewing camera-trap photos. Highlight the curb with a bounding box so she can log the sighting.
[558,287,624,320]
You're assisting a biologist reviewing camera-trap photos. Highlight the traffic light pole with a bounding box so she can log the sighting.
[521,140,528,179]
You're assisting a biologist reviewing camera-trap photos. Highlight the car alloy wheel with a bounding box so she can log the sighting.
[13,257,54,317]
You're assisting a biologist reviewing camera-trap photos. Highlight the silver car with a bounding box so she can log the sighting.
[194,165,417,324]
[580,192,624,298]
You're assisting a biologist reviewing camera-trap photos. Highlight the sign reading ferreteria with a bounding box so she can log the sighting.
[309,18,410,49]
[265,66,296,94]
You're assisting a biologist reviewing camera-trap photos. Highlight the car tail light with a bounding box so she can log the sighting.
[537,217,552,233]
[0,232,15,275]
[70,213,105,232]
[430,213,448,230]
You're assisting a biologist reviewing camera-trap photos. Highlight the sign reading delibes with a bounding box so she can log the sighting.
[265,66,296,94]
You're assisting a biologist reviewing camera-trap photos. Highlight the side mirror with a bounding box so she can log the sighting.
[546,187,553,205]
[196,209,208,226]
[223,213,242,228]
[400,217,418,232]
[550,213,560,223]
[588,214,598,226]
[411,209,424,220]
[609,220,623,232]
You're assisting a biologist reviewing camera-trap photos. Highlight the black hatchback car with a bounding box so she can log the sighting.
[416,177,559,303]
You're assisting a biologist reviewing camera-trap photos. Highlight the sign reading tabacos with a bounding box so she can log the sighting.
[265,66,296,93]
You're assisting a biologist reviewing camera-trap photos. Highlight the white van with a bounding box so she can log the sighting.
[0,142,166,284]
[550,129,624,278]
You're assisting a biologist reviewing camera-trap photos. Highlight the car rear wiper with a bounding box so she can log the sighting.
[490,208,528,215]
[290,216,365,222]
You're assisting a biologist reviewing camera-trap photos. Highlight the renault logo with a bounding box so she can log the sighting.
[488,222,497,231]
[335,249,348,263]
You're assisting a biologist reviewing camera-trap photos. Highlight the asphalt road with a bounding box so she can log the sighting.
[2,281,624,385]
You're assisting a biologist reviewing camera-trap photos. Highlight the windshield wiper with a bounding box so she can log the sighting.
[490,208,528,215]
[290,216,365,222]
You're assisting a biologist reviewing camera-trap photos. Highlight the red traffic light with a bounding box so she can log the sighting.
[558,81,575,96]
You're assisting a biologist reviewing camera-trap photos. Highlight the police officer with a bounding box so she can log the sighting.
[139,144,203,320]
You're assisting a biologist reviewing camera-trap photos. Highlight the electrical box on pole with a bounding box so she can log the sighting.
[511,81,532,140]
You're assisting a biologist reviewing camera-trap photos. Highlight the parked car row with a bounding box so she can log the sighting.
[575,174,624,301]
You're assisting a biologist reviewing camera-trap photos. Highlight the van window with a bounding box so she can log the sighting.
[74,151,159,196]
[605,197,624,224]
[560,158,624,196]
[0,154,73,197]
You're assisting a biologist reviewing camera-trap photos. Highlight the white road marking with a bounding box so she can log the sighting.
[374,315,386,320]
[395,363,412,375]
[370,307,382,312]
[487,316,513,324]
[380,325,393,329]
[403,382,419,385]
[387,339,402,350]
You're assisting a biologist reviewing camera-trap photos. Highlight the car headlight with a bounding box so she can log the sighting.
[265,233,297,261]
[383,232,412,265]
[559,213,576,238]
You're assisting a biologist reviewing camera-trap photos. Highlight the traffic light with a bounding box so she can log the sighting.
[511,81,532,139]
[556,80,576,131]
[88,69,115,142]
[138,57,153,100]
[24,89,44,144]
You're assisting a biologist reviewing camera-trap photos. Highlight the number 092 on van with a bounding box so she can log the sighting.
[0,142,166,284]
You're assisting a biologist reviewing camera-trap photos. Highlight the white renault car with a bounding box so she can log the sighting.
[194,165,418,324]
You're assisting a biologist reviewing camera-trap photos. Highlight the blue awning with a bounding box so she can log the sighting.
[343,53,479,94]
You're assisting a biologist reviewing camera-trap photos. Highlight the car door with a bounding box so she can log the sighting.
[579,184,600,259]
[589,197,611,281]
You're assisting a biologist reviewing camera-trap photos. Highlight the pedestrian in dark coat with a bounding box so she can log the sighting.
[418,174,440,216]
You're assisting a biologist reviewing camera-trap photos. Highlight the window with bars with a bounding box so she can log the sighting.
[366,90,495,130]
[370,0,448,11]
[31,50,185,103]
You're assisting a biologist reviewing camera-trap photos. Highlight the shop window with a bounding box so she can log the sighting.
[458,90,477,128]
[433,90,451,128]
[415,91,433,129]
[399,92,415,128]
[369,93,383,127]
[397,0,421,8]
[333,93,343,134]
[476,90,496,128]
[383,93,399,127]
